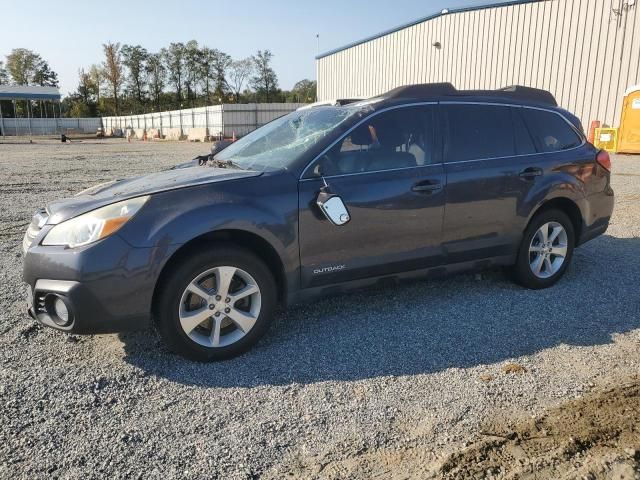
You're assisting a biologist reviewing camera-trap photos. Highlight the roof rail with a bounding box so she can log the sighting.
[493,85,557,106]
[383,83,557,107]
[385,83,457,99]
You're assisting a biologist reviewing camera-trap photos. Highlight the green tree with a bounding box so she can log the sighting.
[162,42,185,107]
[102,42,124,114]
[250,50,279,102]
[146,53,166,111]
[5,48,58,86]
[183,40,200,107]
[121,44,149,109]
[6,48,38,84]
[0,61,8,84]
[226,58,253,103]
[290,79,317,103]
[32,60,59,87]
[88,64,103,103]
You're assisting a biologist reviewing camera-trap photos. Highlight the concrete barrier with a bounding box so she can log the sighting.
[105,128,123,137]
[134,129,146,140]
[188,127,208,142]
[147,128,161,139]
[164,128,183,141]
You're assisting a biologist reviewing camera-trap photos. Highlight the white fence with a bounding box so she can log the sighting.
[0,117,102,136]
[102,103,305,140]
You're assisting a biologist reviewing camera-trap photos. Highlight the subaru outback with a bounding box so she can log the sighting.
[23,84,614,360]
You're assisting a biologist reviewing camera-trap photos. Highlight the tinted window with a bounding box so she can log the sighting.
[445,105,515,162]
[513,109,537,155]
[313,106,435,176]
[520,108,582,153]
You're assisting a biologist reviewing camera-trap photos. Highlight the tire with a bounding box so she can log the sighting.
[513,209,575,289]
[154,244,277,361]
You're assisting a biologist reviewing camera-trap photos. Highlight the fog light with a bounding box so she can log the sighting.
[54,298,69,323]
[44,294,74,327]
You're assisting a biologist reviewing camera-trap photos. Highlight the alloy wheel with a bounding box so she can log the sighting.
[178,266,262,348]
[528,221,568,279]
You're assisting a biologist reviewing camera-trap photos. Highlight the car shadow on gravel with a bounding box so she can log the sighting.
[120,235,640,388]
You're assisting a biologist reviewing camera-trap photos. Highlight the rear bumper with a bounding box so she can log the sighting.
[577,186,614,247]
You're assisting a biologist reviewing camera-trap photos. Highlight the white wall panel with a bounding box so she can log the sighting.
[318,0,640,128]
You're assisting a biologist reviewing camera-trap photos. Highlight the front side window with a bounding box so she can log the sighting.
[311,106,435,176]
[445,104,516,162]
[520,108,582,153]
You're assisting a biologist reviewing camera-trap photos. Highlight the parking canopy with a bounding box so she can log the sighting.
[0,85,61,101]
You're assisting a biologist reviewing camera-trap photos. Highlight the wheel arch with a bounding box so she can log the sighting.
[527,197,584,242]
[151,229,288,320]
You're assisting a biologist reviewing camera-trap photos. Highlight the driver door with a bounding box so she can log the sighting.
[297,105,446,288]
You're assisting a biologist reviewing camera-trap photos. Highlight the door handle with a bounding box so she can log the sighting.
[518,167,543,178]
[412,180,442,193]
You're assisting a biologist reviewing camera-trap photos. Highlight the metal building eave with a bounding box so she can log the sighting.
[0,85,61,101]
[315,0,544,60]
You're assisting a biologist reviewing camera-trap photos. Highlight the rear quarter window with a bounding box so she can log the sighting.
[520,108,582,153]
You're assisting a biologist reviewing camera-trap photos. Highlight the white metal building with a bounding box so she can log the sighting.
[316,0,640,128]
[102,103,304,140]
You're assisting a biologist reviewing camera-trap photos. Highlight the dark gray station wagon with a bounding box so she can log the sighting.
[23,84,614,360]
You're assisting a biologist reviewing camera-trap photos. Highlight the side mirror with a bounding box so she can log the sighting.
[316,191,351,226]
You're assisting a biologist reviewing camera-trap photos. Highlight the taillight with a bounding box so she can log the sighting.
[596,150,611,171]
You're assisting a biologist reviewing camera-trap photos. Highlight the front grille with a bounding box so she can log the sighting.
[23,208,48,253]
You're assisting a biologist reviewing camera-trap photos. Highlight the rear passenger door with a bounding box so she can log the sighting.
[441,103,537,262]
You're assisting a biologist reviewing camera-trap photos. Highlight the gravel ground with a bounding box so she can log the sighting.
[0,139,639,479]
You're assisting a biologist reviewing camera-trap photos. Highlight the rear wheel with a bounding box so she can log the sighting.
[513,209,575,289]
[155,245,277,361]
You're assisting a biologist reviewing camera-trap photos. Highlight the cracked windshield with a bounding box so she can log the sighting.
[214,106,366,171]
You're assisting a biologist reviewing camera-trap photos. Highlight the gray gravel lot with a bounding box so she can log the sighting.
[1,139,639,479]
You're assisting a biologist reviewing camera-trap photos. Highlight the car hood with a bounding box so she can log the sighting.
[46,166,261,225]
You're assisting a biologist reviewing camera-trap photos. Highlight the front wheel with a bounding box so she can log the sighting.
[155,245,277,361]
[513,209,575,289]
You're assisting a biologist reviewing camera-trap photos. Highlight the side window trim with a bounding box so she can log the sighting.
[299,101,438,180]
[512,107,537,156]
[440,101,586,164]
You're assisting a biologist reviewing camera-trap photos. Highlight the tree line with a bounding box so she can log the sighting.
[0,45,317,118]
[72,41,316,117]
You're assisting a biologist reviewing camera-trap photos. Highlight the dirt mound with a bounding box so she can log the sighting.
[274,379,640,479]
[440,378,640,479]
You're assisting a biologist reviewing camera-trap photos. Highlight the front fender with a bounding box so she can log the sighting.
[117,173,300,275]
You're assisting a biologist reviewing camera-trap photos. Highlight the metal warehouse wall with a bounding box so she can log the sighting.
[317,0,640,128]
[0,117,101,136]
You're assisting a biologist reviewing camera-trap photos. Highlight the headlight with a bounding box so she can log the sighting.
[42,196,149,248]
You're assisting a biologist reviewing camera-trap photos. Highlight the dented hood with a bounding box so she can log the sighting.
[46,166,261,225]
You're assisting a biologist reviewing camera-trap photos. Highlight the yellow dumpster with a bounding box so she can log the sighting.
[618,85,640,154]
[593,127,618,153]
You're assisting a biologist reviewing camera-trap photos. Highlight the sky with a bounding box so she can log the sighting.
[0,0,511,95]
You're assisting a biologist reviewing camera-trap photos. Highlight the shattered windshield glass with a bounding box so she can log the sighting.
[214,106,367,171]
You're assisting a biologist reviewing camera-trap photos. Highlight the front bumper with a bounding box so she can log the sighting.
[23,233,179,334]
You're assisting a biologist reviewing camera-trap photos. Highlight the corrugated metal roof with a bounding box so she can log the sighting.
[0,85,61,101]
[316,0,544,59]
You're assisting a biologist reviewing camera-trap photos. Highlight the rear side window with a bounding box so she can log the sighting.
[520,108,582,153]
[445,105,515,162]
